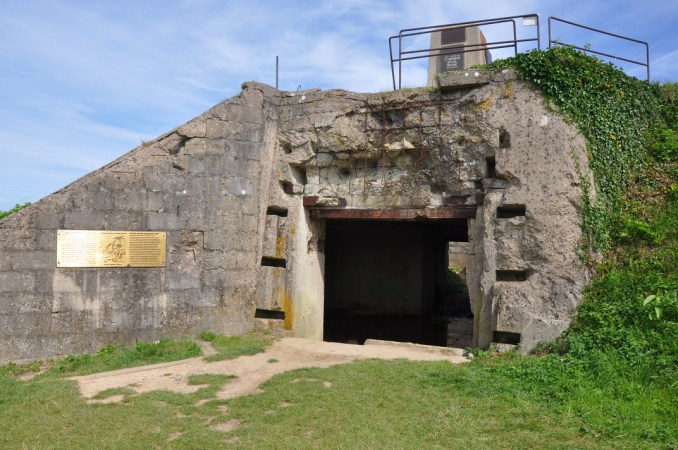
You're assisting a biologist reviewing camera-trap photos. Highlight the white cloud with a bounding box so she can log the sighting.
[0,0,675,210]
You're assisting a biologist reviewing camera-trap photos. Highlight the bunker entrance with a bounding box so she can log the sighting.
[323,218,472,347]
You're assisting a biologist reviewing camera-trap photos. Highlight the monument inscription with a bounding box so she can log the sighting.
[57,230,166,267]
[440,53,464,71]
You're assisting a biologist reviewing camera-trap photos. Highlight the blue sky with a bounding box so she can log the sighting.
[1,0,676,211]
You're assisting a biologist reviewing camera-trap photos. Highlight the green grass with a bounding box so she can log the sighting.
[227,360,613,449]
[0,368,236,449]
[199,331,273,362]
[48,338,202,377]
[1,332,675,448]
[0,334,277,448]
[2,355,664,449]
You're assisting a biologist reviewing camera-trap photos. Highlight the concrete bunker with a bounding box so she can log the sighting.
[321,217,472,347]
[0,71,591,363]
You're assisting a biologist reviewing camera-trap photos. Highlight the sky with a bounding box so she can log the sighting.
[1,0,676,211]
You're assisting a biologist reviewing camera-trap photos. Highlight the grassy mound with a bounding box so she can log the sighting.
[483,46,677,445]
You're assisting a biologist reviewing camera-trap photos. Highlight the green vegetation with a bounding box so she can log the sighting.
[0,354,663,448]
[227,360,612,448]
[49,339,202,377]
[0,339,202,379]
[0,351,627,448]
[199,331,273,362]
[0,335,275,448]
[488,47,676,253]
[0,363,238,449]
[0,202,30,220]
[483,46,678,446]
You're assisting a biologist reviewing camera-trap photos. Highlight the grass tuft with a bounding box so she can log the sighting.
[48,338,201,377]
[199,332,273,362]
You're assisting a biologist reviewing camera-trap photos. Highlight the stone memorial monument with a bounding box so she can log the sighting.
[427,26,490,86]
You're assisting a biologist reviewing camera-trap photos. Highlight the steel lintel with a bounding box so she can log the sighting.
[309,207,476,221]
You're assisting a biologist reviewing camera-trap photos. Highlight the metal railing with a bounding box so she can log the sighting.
[389,14,652,89]
[389,14,541,90]
[548,16,650,80]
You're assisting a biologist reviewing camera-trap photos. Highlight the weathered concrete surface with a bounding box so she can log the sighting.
[0,70,591,362]
[0,84,278,362]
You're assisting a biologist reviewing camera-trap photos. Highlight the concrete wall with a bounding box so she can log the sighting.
[271,70,590,352]
[1,70,591,362]
[0,84,280,362]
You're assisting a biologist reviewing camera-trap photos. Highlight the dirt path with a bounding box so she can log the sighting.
[72,338,469,403]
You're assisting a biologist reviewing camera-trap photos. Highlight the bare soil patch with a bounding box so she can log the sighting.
[71,337,468,402]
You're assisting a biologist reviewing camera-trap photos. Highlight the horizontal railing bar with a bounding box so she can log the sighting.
[549,16,649,46]
[548,16,650,80]
[401,38,538,57]
[397,14,536,35]
[398,44,522,63]
[550,42,648,68]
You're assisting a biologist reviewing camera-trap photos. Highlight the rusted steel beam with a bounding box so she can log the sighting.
[309,207,476,220]
[302,196,319,206]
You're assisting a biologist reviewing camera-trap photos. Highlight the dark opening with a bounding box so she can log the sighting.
[254,308,285,320]
[282,142,293,154]
[486,156,496,179]
[496,204,526,218]
[280,180,293,194]
[323,219,472,347]
[266,206,289,217]
[493,330,521,345]
[496,270,527,281]
[499,127,511,148]
[261,256,287,268]
[290,165,307,185]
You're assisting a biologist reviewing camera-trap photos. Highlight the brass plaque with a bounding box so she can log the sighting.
[57,230,166,268]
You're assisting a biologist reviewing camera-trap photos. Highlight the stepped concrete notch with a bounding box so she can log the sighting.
[0,69,592,363]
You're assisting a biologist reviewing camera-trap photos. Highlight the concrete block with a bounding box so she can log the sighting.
[146,212,184,231]
[35,230,56,250]
[228,104,263,124]
[35,210,64,229]
[63,211,106,229]
[10,251,55,270]
[34,270,54,293]
[0,271,35,292]
[187,155,207,174]
[167,272,202,290]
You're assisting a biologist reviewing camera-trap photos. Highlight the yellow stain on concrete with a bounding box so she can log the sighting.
[281,290,294,331]
[478,96,493,113]
[476,83,513,113]
[504,82,513,99]
[275,234,285,258]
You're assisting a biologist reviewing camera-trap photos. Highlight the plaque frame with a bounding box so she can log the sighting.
[56,230,167,268]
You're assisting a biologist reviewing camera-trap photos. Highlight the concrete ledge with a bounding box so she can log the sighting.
[364,339,466,357]
[437,68,517,92]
